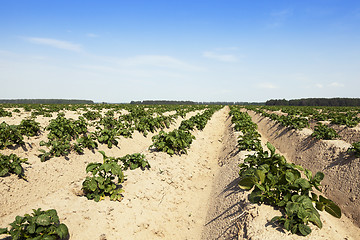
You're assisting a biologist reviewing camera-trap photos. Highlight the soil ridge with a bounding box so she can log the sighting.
[247,110,360,227]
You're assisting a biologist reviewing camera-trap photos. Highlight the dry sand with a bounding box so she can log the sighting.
[1,106,360,239]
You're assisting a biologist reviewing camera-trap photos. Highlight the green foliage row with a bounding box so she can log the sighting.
[150,106,221,155]
[0,208,69,240]
[247,105,360,128]
[239,142,341,236]
[311,123,339,140]
[249,107,309,130]
[230,107,263,152]
[233,106,342,236]
[36,105,208,160]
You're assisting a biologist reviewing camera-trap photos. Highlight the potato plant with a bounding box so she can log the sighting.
[118,153,150,170]
[73,134,98,154]
[149,106,220,156]
[347,141,360,157]
[0,108,12,117]
[95,115,133,147]
[0,122,24,149]
[0,153,29,179]
[239,142,341,236]
[39,114,92,161]
[178,119,196,131]
[330,113,359,128]
[237,132,263,152]
[230,107,263,152]
[19,119,41,137]
[82,151,125,202]
[83,110,102,120]
[150,129,195,156]
[95,127,119,148]
[311,123,339,140]
[0,208,69,240]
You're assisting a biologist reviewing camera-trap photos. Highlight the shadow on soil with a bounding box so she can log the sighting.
[204,177,247,240]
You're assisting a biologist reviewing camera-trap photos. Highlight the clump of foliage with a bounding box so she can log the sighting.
[0,108,12,117]
[0,119,40,149]
[82,151,125,202]
[118,153,150,170]
[178,109,215,132]
[237,132,263,152]
[347,141,360,158]
[0,208,69,240]
[330,113,359,128]
[238,142,341,236]
[95,127,119,148]
[19,119,41,137]
[0,153,29,179]
[83,110,102,121]
[95,116,122,147]
[230,107,263,152]
[73,134,98,154]
[175,109,186,118]
[150,129,195,156]
[0,122,24,149]
[179,119,196,131]
[277,115,309,130]
[39,113,91,161]
[311,123,339,140]
[151,130,193,155]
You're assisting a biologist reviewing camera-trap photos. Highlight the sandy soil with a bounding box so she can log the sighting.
[1,106,360,239]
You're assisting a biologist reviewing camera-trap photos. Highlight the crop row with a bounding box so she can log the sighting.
[247,105,360,128]
[0,104,221,239]
[244,106,360,156]
[150,106,221,156]
[229,106,342,236]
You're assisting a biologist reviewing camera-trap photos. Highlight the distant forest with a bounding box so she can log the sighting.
[0,99,94,104]
[266,98,360,106]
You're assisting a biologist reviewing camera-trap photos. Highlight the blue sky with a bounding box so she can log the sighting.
[1,0,359,103]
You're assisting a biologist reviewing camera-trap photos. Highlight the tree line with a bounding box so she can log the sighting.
[266,98,360,106]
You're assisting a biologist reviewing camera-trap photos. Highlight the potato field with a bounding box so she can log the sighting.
[0,104,360,240]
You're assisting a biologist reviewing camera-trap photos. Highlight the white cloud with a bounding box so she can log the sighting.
[77,54,202,80]
[87,33,98,38]
[314,82,344,88]
[271,9,293,17]
[267,8,293,28]
[214,47,239,51]
[79,64,186,79]
[25,37,83,52]
[202,51,237,62]
[257,82,278,89]
[115,55,202,71]
[328,82,344,87]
